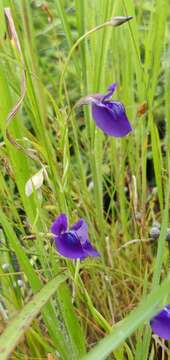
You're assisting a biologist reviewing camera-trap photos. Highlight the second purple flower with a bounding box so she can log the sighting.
[80,83,132,137]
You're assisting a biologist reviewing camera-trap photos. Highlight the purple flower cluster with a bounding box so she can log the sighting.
[51,83,132,259]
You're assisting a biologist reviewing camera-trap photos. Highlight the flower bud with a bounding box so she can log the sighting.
[109,16,133,27]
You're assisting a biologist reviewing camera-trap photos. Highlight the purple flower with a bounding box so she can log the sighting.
[150,305,170,340]
[51,214,100,259]
[79,83,132,137]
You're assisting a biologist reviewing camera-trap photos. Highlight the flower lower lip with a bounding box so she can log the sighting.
[92,100,132,137]
[77,82,132,137]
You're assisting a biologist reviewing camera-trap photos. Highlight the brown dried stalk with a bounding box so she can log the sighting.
[4,7,39,162]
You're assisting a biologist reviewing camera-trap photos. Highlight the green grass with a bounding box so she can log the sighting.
[0,0,170,359]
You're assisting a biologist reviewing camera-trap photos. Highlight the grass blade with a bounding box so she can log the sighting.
[81,274,170,360]
[0,273,67,360]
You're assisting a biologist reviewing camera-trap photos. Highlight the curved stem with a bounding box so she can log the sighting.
[59,16,133,102]
[59,21,111,102]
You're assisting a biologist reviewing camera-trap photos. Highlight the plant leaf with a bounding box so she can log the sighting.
[81,275,170,360]
[0,273,68,360]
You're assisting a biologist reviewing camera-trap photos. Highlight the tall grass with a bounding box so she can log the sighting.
[0,0,170,359]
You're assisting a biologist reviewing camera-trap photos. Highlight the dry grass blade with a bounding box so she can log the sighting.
[4,7,26,148]
[4,7,39,163]
[0,273,68,360]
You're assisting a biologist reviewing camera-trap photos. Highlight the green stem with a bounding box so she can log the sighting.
[59,21,111,102]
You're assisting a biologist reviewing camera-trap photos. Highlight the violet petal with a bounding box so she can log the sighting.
[55,231,86,259]
[150,305,170,340]
[108,83,117,92]
[51,213,68,235]
[102,83,117,101]
[82,240,100,257]
[71,219,88,245]
[92,100,132,137]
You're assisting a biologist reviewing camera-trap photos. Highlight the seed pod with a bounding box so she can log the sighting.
[150,227,160,240]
